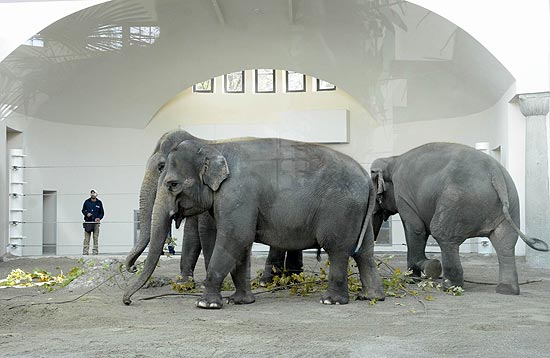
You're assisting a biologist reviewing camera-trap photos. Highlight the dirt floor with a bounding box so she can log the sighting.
[0,252,549,358]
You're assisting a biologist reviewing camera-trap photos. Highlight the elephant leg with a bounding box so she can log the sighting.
[320,251,350,305]
[179,216,200,280]
[353,222,385,301]
[197,215,256,309]
[490,222,520,295]
[198,213,217,270]
[227,245,255,305]
[259,247,286,285]
[285,250,304,275]
[402,219,441,279]
[436,239,464,289]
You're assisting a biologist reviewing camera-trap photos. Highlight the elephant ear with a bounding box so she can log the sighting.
[198,146,229,191]
[371,169,386,195]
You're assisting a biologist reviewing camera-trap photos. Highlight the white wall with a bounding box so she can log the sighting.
[6,114,150,255]
[5,73,521,256]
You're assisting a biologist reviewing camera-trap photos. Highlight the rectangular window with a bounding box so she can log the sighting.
[24,35,44,48]
[317,78,336,91]
[130,26,160,45]
[87,25,123,51]
[224,71,245,93]
[193,79,214,93]
[286,71,306,92]
[255,69,275,93]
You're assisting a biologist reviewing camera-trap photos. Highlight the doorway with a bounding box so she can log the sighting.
[43,190,57,255]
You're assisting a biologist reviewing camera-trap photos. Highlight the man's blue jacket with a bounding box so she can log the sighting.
[82,198,104,222]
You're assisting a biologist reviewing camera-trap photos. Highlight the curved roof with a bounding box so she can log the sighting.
[0,0,514,128]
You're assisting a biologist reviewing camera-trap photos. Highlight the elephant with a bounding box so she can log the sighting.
[124,130,303,284]
[123,137,385,308]
[371,142,549,295]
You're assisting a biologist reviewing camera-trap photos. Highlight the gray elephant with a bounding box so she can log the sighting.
[124,130,303,283]
[123,138,385,308]
[371,142,548,295]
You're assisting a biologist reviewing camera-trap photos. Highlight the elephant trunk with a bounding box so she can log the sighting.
[372,210,384,240]
[124,165,160,272]
[123,187,173,305]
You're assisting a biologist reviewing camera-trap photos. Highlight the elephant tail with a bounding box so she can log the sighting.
[354,178,377,254]
[490,165,549,252]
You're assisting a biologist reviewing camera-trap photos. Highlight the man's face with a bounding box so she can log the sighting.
[90,191,97,199]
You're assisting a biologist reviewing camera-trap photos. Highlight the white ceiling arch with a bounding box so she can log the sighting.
[0,0,514,128]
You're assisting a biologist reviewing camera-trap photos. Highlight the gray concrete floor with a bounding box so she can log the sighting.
[0,252,549,357]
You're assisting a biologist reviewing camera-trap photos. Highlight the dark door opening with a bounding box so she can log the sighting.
[43,190,57,255]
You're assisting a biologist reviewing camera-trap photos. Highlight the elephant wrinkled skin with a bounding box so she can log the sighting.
[371,142,549,295]
[123,138,385,308]
[124,130,302,285]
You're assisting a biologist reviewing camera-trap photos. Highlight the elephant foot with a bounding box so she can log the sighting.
[421,259,442,279]
[196,293,223,309]
[356,290,386,301]
[496,283,519,295]
[320,292,349,305]
[226,292,256,305]
[441,277,464,291]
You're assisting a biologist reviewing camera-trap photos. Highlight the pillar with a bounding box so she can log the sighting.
[519,92,550,268]
[0,121,7,257]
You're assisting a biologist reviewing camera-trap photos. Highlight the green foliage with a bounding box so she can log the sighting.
[382,267,414,298]
[163,237,177,257]
[221,277,235,291]
[59,266,86,288]
[446,285,464,296]
[0,266,86,291]
[171,276,197,293]
[167,255,465,306]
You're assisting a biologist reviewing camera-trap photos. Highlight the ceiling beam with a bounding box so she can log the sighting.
[211,0,225,26]
[288,0,294,25]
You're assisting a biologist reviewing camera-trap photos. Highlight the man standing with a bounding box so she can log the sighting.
[81,189,104,255]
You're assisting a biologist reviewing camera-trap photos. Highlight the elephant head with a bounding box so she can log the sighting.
[125,130,201,272]
[123,140,229,304]
[370,157,398,238]
[164,140,229,223]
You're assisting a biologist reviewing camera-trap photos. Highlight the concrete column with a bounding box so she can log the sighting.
[0,121,7,257]
[519,92,550,268]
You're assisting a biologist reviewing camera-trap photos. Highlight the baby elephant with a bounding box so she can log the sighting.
[123,138,385,308]
[371,142,548,295]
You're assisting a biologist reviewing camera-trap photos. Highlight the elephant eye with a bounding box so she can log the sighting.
[167,181,180,191]
[158,162,165,173]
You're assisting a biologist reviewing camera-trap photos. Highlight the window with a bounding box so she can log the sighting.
[224,71,245,93]
[87,25,123,51]
[255,69,275,93]
[129,26,160,45]
[317,78,336,91]
[24,35,44,48]
[193,79,214,93]
[286,71,306,92]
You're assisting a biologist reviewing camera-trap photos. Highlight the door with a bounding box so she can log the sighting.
[43,190,57,255]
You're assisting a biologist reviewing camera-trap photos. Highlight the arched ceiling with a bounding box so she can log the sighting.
[0,0,514,128]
